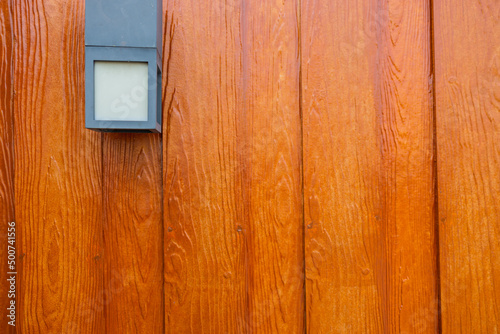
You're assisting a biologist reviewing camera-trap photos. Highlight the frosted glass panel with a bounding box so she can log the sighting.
[94,61,149,121]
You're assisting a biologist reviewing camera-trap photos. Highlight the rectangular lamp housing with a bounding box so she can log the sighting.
[85,0,162,133]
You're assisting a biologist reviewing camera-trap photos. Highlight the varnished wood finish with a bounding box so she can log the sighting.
[1,0,499,332]
[0,1,15,333]
[434,0,500,332]
[13,0,104,332]
[301,0,438,332]
[162,1,247,332]
[103,134,163,333]
[242,1,304,332]
[163,0,304,332]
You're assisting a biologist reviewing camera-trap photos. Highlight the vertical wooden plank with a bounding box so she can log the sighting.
[434,0,500,332]
[103,134,163,333]
[162,1,247,332]
[13,0,104,332]
[242,1,304,332]
[302,0,438,332]
[0,1,15,332]
[163,0,304,332]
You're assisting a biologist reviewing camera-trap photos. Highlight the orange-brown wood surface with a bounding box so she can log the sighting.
[301,0,439,332]
[162,1,247,331]
[103,134,164,333]
[434,0,500,332]
[13,0,104,332]
[163,0,304,332]
[1,0,499,332]
[0,1,15,333]
[242,1,304,332]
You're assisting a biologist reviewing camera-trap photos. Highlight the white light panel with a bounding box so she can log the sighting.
[94,61,149,121]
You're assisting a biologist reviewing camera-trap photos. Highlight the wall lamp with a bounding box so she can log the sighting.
[85,0,162,133]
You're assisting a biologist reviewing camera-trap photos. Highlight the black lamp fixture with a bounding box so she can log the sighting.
[85,0,162,133]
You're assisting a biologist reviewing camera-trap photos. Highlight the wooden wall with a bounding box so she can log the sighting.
[0,0,497,333]
[434,0,500,332]
[162,1,304,332]
[13,0,104,331]
[0,1,15,333]
[301,0,438,332]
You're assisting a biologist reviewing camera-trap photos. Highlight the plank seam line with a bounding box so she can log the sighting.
[429,0,442,332]
[297,0,307,332]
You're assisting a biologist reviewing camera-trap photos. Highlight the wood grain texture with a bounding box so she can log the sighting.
[434,0,500,332]
[163,0,303,332]
[162,1,247,332]
[0,1,15,333]
[13,0,104,332]
[103,134,163,333]
[301,0,438,332]
[242,1,304,332]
